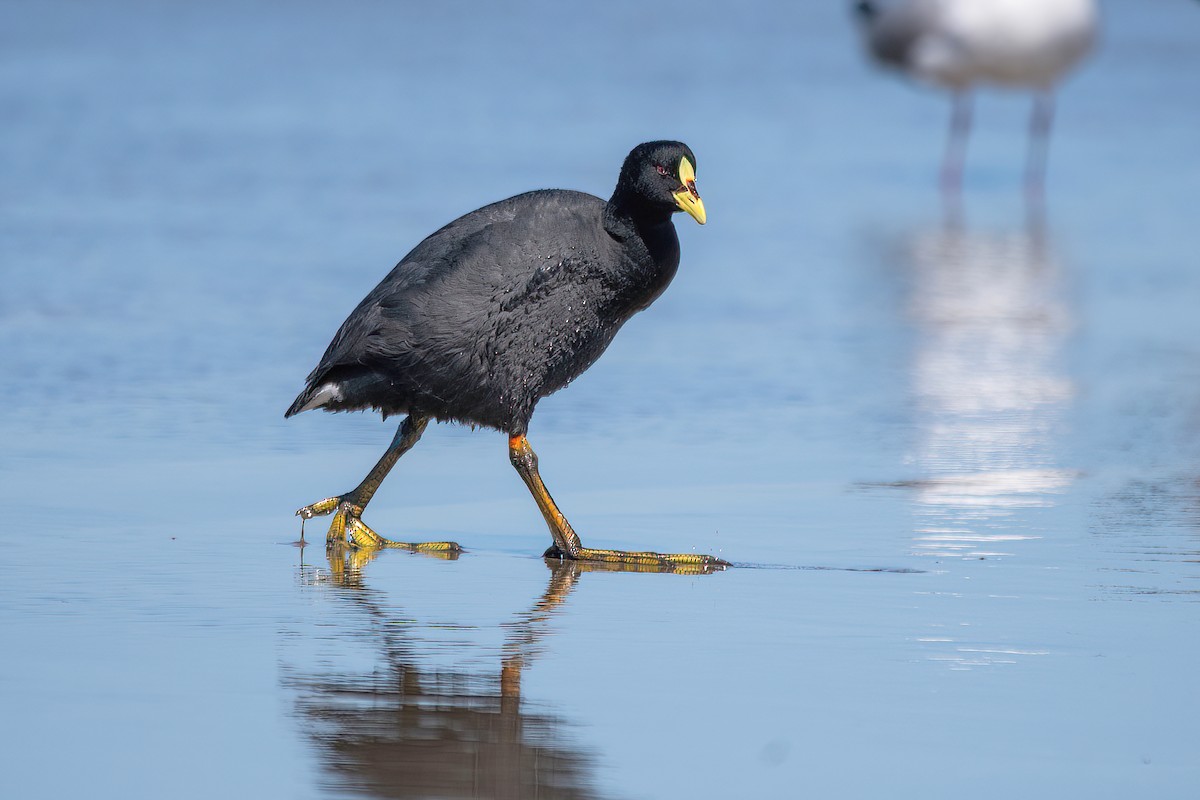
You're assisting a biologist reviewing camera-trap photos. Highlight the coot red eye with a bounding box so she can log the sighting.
[655,164,669,176]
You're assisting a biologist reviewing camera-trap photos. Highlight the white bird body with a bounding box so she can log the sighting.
[906,0,1098,89]
[854,0,1099,205]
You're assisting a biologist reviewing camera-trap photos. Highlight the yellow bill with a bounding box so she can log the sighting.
[672,156,706,225]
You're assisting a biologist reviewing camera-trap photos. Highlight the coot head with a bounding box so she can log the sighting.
[612,140,706,225]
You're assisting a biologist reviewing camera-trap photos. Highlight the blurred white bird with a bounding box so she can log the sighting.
[854,0,1098,204]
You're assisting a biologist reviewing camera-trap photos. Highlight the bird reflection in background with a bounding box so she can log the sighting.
[903,227,1075,564]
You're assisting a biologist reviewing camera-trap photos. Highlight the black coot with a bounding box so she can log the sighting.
[287,141,725,571]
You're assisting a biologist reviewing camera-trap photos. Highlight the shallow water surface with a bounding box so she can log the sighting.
[3,1,1199,798]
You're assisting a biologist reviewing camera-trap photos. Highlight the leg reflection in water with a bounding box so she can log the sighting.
[287,546,701,799]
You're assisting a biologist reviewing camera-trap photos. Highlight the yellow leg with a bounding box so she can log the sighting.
[296,414,462,557]
[507,434,728,572]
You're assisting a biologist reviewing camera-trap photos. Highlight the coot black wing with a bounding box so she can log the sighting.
[286,190,610,422]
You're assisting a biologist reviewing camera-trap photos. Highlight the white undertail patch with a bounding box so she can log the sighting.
[296,381,343,413]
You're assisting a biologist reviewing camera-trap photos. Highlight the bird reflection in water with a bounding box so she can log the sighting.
[902,226,1075,560]
[889,224,1077,668]
[287,547,709,799]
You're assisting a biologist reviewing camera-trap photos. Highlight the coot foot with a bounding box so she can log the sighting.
[543,544,729,574]
[296,496,462,557]
[511,434,725,573]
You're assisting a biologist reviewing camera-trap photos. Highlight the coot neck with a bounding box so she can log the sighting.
[602,192,681,294]
[603,191,676,246]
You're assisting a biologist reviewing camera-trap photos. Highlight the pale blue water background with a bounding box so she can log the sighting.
[2,1,1199,797]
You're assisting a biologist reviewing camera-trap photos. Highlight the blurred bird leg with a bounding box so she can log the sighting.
[941,91,973,199]
[1025,92,1056,209]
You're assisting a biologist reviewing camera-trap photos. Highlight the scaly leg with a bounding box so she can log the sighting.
[296,414,462,556]
[507,434,728,572]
